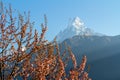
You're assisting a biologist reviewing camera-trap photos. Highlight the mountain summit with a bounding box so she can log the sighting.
[57,17,103,42]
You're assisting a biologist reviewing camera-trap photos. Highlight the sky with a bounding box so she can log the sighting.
[1,0,120,41]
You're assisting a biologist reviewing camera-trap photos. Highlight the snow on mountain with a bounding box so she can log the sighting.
[56,17,103,42]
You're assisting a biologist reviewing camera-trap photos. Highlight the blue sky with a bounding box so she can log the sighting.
[2,0,120,41]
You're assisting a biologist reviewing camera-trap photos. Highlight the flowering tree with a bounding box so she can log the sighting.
[0,2,91,80]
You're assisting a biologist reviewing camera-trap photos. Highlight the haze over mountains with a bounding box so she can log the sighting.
[57,17,120,80]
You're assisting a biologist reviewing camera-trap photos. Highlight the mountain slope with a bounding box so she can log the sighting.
[89,52,120,80]
[61,35,120,61]
[59,35,120,80]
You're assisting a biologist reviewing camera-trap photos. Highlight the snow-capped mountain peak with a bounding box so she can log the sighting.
[72,17,84,29]
[71,17,86,35]
[57,17,103,42]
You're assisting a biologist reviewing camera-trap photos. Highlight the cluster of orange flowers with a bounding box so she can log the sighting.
[0,2,91,80]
